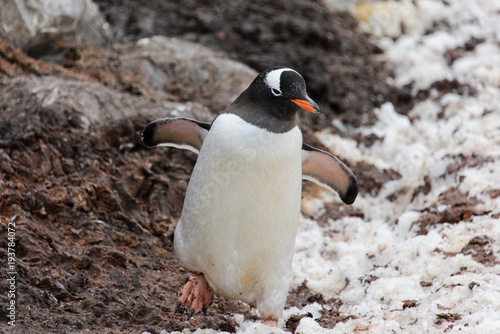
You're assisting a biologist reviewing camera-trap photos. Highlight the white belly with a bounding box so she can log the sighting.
[174,113,303,319]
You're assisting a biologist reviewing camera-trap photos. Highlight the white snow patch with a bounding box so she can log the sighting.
[290,0,500,333]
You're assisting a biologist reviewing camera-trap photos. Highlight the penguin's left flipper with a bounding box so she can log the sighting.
[142,118,211,154]
[302,143,358,205]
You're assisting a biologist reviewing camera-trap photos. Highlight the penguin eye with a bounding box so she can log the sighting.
[271,88,282,96]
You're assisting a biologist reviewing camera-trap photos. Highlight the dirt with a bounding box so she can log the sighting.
[412,187,491,238]
[414,188,473,233]
[0,1,484,333]
[0,39,94,82]
[435,313,461,326]
[460,236,498,266]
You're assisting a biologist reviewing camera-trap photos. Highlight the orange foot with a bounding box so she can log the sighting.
[262,318,278,327]
[175,273,214,319]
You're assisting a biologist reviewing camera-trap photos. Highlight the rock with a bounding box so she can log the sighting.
[0,0,112,53]
[0,75,212,128]
[63,36,257,112]
[1,34,257,119]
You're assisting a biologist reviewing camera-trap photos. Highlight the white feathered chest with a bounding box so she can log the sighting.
[174,113,303,318]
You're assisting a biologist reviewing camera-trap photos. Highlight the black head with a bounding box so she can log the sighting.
[227,67,320,133]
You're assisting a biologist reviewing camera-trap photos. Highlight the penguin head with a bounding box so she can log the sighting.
[254,67,320,118]
[228,67,320,132]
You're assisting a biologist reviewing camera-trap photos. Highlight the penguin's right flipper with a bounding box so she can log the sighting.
[142,118,211,154]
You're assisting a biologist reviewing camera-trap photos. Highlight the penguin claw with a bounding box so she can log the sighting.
[176,273,214,320]
[175,301,182,313]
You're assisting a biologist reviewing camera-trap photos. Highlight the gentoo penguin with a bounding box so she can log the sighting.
[142,67,358,325]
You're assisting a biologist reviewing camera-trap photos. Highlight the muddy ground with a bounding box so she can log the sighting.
[0,1,485,333]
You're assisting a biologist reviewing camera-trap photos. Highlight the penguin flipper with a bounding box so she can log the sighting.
[142,118,211,154]
[302,143,358,205]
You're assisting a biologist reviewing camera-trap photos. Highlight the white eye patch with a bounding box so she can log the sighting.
[264,68,300,96]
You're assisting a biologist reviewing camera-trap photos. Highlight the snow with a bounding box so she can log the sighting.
[291,0,500,332]
[156,0,500,332]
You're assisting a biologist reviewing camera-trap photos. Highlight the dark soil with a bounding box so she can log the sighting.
[412,187,491,238]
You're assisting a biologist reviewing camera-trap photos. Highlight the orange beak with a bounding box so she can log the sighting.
[290,96,320,114]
